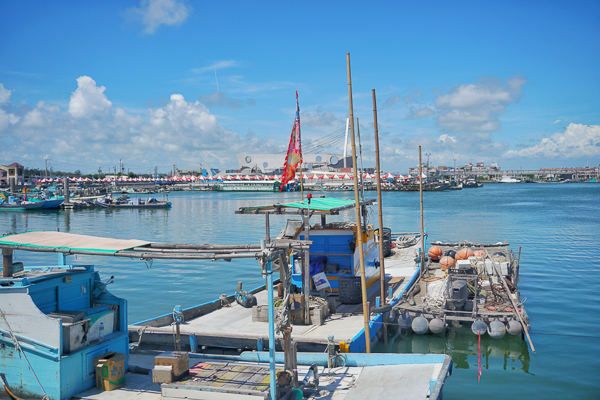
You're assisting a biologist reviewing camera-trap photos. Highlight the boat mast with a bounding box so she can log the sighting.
[372,89,388,345]
[346,52,371,353]
[419,146,425,275]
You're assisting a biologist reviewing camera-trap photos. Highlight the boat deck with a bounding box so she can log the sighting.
[130,243,421,352]
[73,351,447,400]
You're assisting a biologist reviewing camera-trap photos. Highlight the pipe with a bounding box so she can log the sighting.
[2,249,13,278]
[301,363,319,387]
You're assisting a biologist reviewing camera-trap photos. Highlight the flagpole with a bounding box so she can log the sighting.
[300,162,304,200]
[347,52,371,353]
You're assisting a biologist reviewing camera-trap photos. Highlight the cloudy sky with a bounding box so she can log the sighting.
[1,0,599,174]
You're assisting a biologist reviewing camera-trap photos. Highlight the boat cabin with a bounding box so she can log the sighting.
[0,232,145,399]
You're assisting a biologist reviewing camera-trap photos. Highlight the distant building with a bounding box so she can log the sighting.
[0,162,25,186]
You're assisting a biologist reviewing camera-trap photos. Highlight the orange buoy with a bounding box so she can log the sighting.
[439,256,455,271]
[456,248,475,260]
[428,246,443,261]
[473,250,486,257]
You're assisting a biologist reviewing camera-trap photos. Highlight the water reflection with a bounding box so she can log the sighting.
[382,327,531,374]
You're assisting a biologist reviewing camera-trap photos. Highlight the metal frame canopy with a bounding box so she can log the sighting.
[0,231,309,260]
[235,197,376,215]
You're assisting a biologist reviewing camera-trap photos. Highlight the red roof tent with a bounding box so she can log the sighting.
[7,163,24,168]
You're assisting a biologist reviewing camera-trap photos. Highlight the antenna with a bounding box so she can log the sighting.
[214,68,219,92]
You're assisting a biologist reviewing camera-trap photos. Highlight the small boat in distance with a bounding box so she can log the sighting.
[463,177,483,188]
[95,196,171,209]
[498,176,521,183]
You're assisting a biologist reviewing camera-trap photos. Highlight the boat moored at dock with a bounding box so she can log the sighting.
[0,227,452,399]
[392,241,532,346]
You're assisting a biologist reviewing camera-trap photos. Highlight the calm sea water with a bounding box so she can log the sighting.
[2,183,599,399]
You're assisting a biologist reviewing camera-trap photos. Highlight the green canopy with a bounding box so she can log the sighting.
[235,197,375,215]
[0,231,152,253]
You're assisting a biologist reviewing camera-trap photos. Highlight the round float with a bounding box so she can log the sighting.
[506,320,522,336]
[472,320,487,335]
[428,318,446,334]
[428,246,443,261]
[488,320,506,339]
[412,316,429,335]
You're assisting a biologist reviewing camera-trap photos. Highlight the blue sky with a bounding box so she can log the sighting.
[1,0,599,174]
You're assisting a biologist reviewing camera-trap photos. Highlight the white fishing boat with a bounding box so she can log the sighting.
[498,176,521,183]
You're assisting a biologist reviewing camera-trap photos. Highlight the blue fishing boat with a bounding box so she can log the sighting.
[0,227,451,399]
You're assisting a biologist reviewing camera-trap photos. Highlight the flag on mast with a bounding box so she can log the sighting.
[280,92,302,191]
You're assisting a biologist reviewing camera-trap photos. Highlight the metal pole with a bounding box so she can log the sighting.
[2,249,13,278]
[419,147,425,275]
[372,89,388,346]
[267,261,276,398]
[347,52,371,353]
[265,212,271,244]
[303,208,311,325]
[263,241,277,400]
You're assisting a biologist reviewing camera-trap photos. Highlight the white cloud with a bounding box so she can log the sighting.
[22,108,45,128]
[68,76,112,118]
[438,134,456,144]
[0,83,12,104]
[0,110,19,132]
[0,77,284,171]
[504,123,600,159]
[435,74,527,132]
[407,106,435,119]
[553,119,561,124]
[302,108,339,127]
[191,60,238,74]
[128,0,191,34]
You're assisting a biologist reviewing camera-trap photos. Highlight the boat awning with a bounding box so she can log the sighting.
[235,197,376,215]
[0,231,311,260]
[0,231,152,253]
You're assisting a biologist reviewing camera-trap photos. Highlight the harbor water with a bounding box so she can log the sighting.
[1,183,599,399]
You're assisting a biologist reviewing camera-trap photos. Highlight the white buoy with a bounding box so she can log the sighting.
[472,320,487,335]
[412,316,429,335]
[488,320,506,339]
[397,313,412,330]
[506,320,522,336]
[428,318,445,334]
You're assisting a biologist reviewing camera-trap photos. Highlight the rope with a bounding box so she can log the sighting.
[394,235,418,248]
[129,325,148,350]
[422,278,447,311]
[220,294,231,307]
[0,308,50,400]
[275,253,292,334]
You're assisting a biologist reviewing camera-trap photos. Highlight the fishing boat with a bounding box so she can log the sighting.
[94,196,171,209]
[216,180,298,192]
[462,178,483,188]
[0,230,452,400]
[130,196,426,355]
[0,196,45,210]
[28,196,65,209]
[392,241,533,347]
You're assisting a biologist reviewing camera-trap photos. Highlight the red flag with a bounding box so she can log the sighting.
[280,92,302,191]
